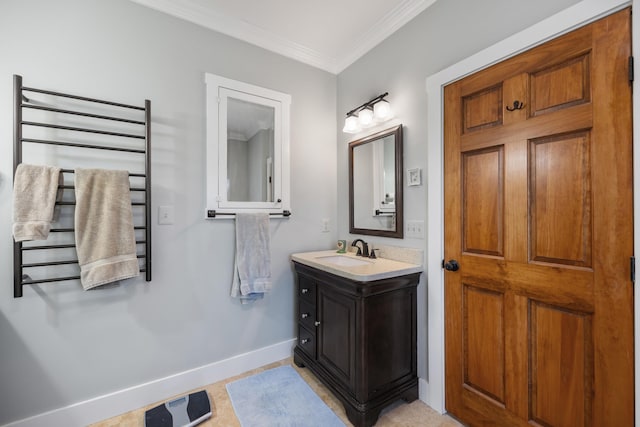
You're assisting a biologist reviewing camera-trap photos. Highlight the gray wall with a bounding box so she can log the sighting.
[0,0,336,424]
[336,0,581,381]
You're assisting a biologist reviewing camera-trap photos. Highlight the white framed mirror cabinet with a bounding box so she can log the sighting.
[205,73,291,217]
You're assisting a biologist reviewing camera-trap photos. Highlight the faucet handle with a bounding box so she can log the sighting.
[355,247,362,256]
[369,248,378,259]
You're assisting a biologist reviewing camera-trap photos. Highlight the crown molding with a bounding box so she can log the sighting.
[335,0,438,73]
[129,0,338,73]
[129,0,436,74]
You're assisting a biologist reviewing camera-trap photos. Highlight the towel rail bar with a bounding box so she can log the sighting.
[23,240,147,251]
[22,138,146,154]
[22,121,145,139]
[59,168,146,178]
[22,104,146,125]
[22,244,76,251]
[55,201,147,206]
[206,209,292,218]
[59,184,146,192]
[22,86,145,110]
[23,260,79,268]
[23,254,146,269]
[23,275,82,285]
[45,226,147,233]
[13,74,152,297]
[23,268,147,286]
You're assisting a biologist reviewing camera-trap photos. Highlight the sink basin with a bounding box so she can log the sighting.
[291,250,423,282]
[316,255,373,267]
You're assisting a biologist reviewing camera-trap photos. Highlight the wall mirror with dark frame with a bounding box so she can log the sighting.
[349,124,403,238]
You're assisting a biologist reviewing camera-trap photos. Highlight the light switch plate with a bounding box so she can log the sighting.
[406,220,424,239]
[158,206,174,225]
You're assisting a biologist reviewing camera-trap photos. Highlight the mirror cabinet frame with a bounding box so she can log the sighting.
[205,73,291,218]
[349,124,403,238]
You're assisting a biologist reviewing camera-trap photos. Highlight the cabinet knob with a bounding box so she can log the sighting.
[314,321,321,327]
[301,288,309,294]
[301,338,309,344]
[301,313,309,319]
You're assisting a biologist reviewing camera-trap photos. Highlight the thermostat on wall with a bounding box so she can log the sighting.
[144,390,212,427]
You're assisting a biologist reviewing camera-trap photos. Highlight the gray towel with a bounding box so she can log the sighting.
[231,213,271,304]
[12,163,61,242]
[74,168,140,290]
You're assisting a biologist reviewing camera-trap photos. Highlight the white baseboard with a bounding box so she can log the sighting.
[6,339,296,427]
[419,376,445,415]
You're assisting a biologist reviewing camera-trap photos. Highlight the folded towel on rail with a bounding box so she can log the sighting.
[74,168,139,290]
[231,212,271,304]
[12,163,62,242]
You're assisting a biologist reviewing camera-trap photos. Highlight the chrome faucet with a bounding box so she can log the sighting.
[351,239,369,257]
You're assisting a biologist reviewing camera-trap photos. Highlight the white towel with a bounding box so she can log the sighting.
[231,213,271,304]
[74,168,140,290]
[12,163,61,242]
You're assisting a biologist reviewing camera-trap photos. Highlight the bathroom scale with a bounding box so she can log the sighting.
[144,390,212,427]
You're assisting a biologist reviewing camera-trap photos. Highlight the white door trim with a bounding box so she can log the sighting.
[424,0,635,416]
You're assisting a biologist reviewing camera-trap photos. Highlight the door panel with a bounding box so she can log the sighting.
[444,9,633,426]
[529,132,592,266]
[462,147,504,256]
[463,85,504,132]
[530,54,591,116]
[463,285,505,403]
[530,302,593,427]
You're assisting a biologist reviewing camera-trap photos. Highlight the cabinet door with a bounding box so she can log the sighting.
[364,288,416,400]
[317,284,357,392]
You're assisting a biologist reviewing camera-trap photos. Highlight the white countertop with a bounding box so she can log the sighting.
[291,250,423,282]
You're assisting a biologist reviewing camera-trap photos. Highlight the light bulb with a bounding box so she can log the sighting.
[373,100,392,122]
[358,106,374,128]
[342,115,361,133]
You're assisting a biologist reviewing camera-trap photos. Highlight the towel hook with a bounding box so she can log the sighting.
[506,100,525,111]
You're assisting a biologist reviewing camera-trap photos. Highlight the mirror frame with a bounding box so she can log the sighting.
[205,72,291,218]
[349,124,403,238]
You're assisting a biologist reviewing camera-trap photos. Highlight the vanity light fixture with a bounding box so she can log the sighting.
[358,105,374,128]
[342,92,393,134]
[343,114,360,133]
[373,99,392,121]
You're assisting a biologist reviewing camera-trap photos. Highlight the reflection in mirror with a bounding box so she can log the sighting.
[373,135,396,213]
[350,125,403,238]
[227,97,275,202]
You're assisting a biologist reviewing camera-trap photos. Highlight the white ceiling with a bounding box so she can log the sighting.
[130,0,438,74]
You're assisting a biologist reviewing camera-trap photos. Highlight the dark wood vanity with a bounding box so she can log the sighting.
[292,261,420,427]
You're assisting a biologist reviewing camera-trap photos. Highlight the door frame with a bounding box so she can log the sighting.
[424,0,638,420]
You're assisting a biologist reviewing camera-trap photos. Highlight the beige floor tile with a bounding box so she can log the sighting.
[91,358,462,427]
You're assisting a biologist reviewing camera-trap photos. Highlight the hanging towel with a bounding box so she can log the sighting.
[74,168,139,290]
[12,164,61,242]
[231,212,271,304]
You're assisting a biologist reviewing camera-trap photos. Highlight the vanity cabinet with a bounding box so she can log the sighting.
[292,261,420,427]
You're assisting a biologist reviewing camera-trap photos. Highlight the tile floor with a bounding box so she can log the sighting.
[91,358,462,426]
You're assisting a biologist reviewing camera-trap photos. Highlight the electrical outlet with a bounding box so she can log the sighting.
[321,218,330,233]
[406,220,424,239]
[158,206,174,225]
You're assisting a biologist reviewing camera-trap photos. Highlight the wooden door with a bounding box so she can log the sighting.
[444,9,633,426]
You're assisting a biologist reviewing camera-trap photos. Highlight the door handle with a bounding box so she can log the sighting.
[443,259,460,272]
